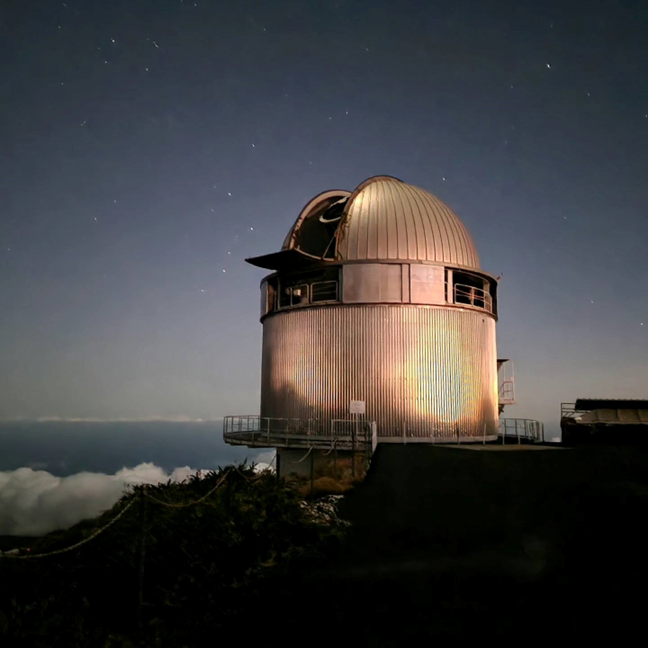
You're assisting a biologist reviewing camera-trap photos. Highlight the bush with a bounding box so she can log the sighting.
[0,464,346,648]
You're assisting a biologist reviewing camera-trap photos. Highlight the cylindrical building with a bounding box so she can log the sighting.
[247,175,499,443]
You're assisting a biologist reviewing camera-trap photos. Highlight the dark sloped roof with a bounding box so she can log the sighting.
[574,398,648,411]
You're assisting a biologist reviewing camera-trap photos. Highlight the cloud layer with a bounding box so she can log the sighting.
[0,463,205,537]
[0,452,276,538]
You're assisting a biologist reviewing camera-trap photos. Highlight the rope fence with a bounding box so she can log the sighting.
[0,461,275,560]
[0,497,138,560]
[143,471,229,508]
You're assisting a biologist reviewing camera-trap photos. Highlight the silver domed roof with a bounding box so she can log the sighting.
[334,176,479,268]
[248,175,480,271]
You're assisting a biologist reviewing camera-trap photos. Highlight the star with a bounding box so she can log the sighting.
[546,63,551,69]
[227,192,232,196]
[94,217,97,221]
[201,289,205,293]
[222,269,226,273]
[251,143,255,147]
[111,39,115,43]
[249,227,254,231]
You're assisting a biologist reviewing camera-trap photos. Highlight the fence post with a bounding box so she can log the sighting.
[137,487,147,635]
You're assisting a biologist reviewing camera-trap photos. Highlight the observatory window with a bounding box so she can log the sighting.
[279,283,309,308]
[311,280,338,302]
[275,267,341,310]
[260,281,269,317]
[452,271,492,313]
[261,280,278,316]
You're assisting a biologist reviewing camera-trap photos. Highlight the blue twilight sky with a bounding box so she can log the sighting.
[0,0,647,431]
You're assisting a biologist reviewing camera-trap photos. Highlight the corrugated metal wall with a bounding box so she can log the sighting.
[260,304,498,440]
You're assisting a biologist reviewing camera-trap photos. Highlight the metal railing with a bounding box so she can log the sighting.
[498,418,545,443]
[560,403,588,420]
[223,415,375,453]
[454,283,493,313]
[499,380,515,405]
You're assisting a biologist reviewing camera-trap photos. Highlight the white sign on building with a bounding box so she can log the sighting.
[349,400,366,415]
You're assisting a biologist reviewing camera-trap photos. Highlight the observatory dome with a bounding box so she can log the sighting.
[279,175,480,270]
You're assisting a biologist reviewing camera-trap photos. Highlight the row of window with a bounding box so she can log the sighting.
[261,265,495,317]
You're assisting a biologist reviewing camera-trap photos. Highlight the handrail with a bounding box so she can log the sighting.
[499,418,545,443]
[454,283,493,313]
[223,415,375,451]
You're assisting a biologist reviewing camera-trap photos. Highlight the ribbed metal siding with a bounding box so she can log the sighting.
[260,305,498,440]
[337,178,481,270]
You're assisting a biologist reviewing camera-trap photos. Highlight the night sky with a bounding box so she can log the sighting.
[1,0,647,430]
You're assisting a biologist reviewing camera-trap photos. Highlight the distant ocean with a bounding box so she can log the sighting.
[0,421,265,477]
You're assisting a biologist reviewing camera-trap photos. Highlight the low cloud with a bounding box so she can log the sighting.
[0,463,208,537]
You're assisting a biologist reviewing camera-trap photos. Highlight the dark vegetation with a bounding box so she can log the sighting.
[0,465,346,647]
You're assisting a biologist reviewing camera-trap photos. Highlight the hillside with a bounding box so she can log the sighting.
[256,443,648,644]
[0,465,346,647]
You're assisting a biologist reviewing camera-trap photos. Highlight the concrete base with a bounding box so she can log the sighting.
[277,447,367,481]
